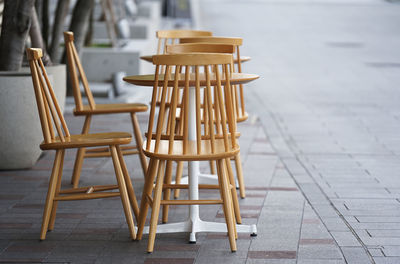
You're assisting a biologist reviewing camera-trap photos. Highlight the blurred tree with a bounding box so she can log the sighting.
[49,0,70,61]
[0,0,35,71]
[62,0,94,95]
[29,6,52,65]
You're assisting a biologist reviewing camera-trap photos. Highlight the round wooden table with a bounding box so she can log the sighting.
[123,72,259,242]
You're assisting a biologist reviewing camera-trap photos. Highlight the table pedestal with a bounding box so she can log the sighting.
[142,88,257,243]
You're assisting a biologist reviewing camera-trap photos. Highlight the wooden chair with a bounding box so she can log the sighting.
[26,48,138,240]
[180,37,249,123]
[63,31,148,188]
[165,43,247,199]
[136,53,240,252]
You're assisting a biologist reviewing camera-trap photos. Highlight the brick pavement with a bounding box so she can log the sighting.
[0,109,346,262]
[201,0,400,263]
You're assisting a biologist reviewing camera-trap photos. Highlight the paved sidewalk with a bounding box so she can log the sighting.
[202,0,400,263]
[1,110,325,263]
[1,0,400,263]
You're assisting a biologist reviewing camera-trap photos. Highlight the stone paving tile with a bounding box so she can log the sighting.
[297,260,346,264]
[368,230,400,237]
[330,231,362,247]
[341,247,373,264]
[368,248,385,257]
[381,246,400,257]
[373,257,400,264]
[297,244,343,260]
[247,251,297,259]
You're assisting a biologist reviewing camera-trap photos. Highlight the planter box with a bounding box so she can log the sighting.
[81,40,154,83]
[0,64,66,169]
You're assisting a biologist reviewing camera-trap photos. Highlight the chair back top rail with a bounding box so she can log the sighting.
[63,31,96,111]
[27,48,71,144]
[166,43,235,54]
[179,36,243,46]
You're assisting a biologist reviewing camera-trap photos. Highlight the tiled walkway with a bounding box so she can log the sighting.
[202,0,400,263]
[0,112,338,263]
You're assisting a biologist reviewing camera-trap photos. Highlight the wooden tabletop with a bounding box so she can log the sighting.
[123,72,259,87]
[140,55,251,64]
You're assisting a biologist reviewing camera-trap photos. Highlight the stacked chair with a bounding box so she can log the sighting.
[150,32,251,200]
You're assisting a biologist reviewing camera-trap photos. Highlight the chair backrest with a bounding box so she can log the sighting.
[63,31,96,111]
[179,37,243,72]
[27,48,71,144]
[179,36,247,121]
[146,53,237,155]
[165,43,242,121]
[155,30,213,54]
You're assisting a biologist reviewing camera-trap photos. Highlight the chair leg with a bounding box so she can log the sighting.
[224,160,238,239]
[225,158,242,225]
[131,113,148,178]
[162,160,173,223]
[173,161,184,199]
[137,158,159,240]
[71,115,92,188]
[116,145,140,221]
[147,160,166,253]
[40,150,63,240]
[234,153,246,198]
[216,159,237,252]
[209,160,216,175]
[110,145,136,240]
[48,150,65,231]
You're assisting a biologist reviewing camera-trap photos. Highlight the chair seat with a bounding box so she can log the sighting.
[74,103,148,115]
[40,132,132,150]
[143,139,240,161]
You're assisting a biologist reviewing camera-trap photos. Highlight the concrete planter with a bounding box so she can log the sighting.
[20,64,67,112]
[0,64,66,169]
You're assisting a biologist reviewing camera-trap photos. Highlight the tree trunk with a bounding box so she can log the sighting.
[30,7,52,66]
[42,0,50,48]
[49,0,70,62]
[0,0,35,71]
[84,7,94,47]
[34,0,43,30]
[64,0,94,57]
[62,0,94,96]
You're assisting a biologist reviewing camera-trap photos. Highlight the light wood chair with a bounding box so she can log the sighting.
[140,30,215,196]
[165,43,247,199]
[136,53,240,252]
[180,37,249,123]
[63,31,148,188]
[26,48,138,240]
